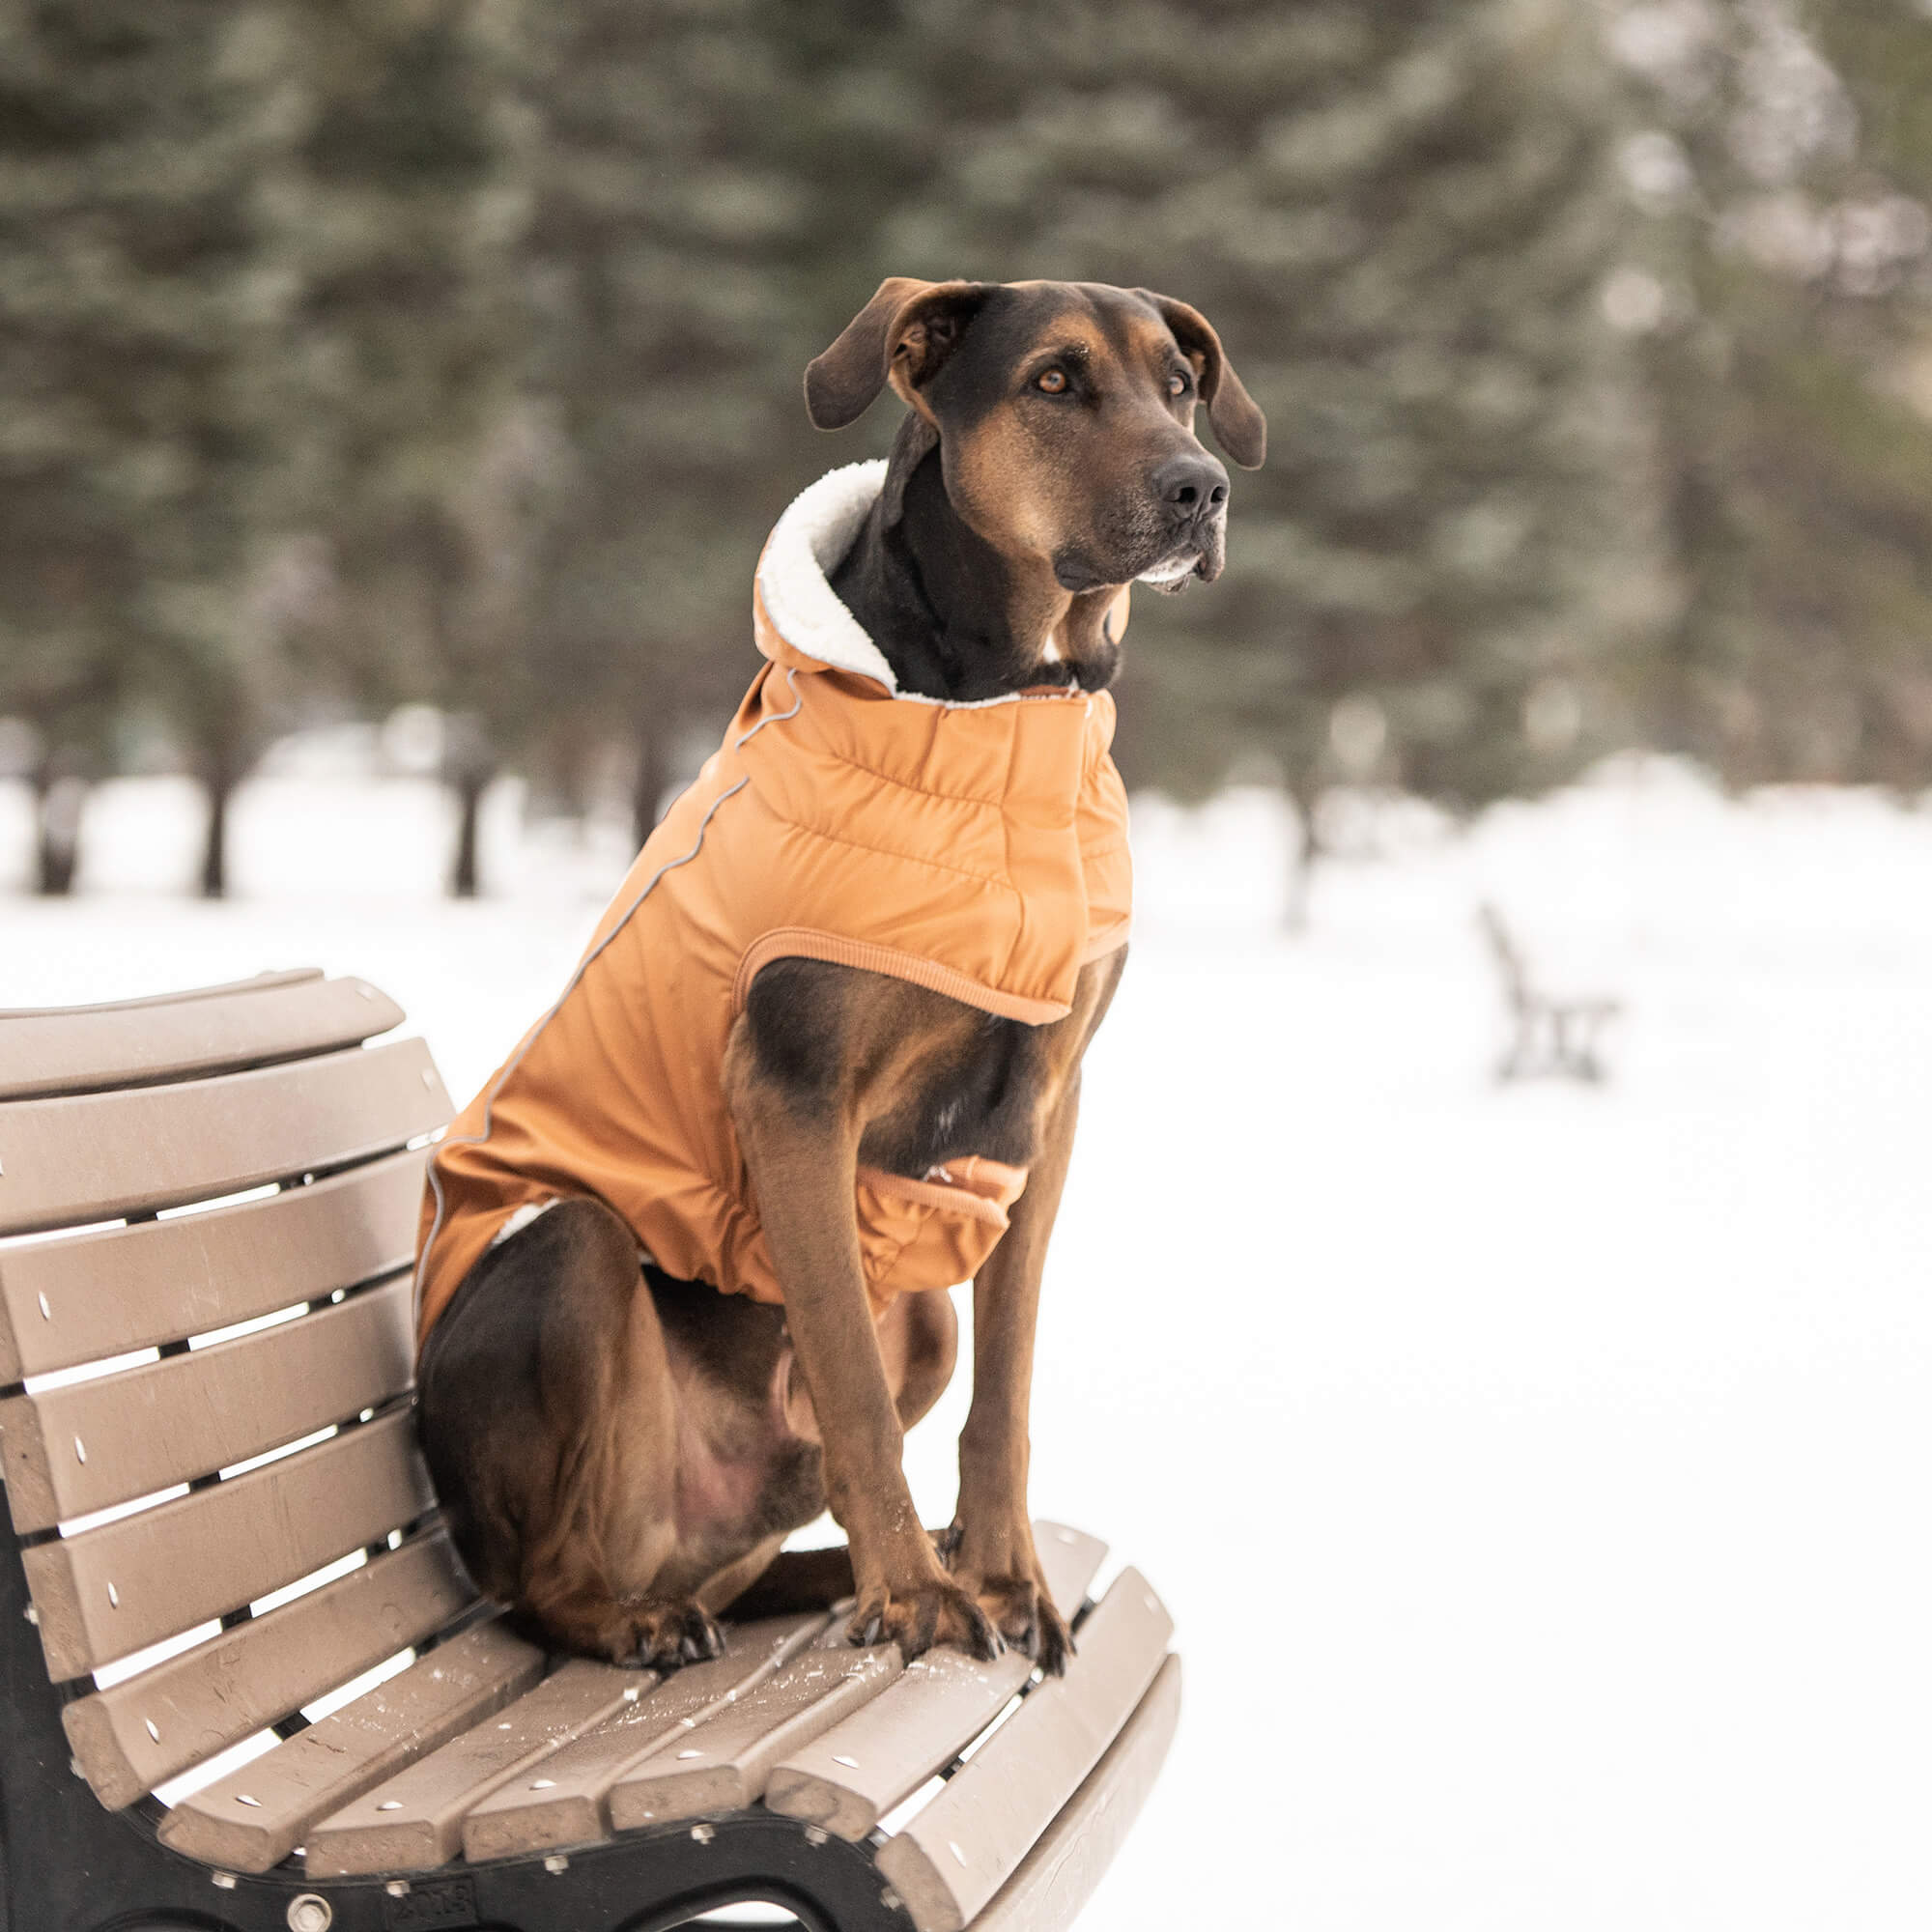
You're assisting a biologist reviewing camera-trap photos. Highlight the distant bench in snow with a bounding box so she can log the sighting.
[1478,901,1621,1084]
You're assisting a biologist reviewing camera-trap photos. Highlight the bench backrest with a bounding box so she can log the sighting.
[1477,900,1533,1009]
[0,972,478,1812]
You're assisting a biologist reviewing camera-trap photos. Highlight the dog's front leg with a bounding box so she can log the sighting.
[726,1037,1003,1664]
[949,1071,1081,1675]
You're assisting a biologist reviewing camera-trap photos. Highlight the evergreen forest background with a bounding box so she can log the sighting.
[7,0,1932,904]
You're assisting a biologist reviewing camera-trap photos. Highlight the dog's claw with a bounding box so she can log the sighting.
[960,1574,1073,1676]
[1032,1601,1075,1678]
[849,1578,1002,1663]
[577,1596,723,1672]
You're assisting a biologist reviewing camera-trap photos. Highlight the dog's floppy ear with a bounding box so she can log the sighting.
[805,278,994,430]
[1136,290,1267,469]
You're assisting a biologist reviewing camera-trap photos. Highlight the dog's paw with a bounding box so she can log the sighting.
[848,1578,1005,1664]
[974,1574,1075,1677]
[597,1598,725,1671]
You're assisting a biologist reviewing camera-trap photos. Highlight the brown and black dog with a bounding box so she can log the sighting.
[415,278,1264,1676]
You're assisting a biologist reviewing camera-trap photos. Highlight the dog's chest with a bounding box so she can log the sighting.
[861,1014,1055,1177]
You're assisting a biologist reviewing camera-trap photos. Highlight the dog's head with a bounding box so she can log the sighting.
[805,278,1265,598]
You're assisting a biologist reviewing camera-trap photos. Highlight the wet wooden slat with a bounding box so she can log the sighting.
[0,1037,449,1238]
[0,972,401,1102]
[0,1148,426,1382]
[156,1619,543,1875]
[1,1276,414,1534]
[305,1659,656,1876]
[764,1522,1108,1840]
[873,1570,1174,1932]
[21,1408,434,1679]
[973,1655,1182,1932]
[607,1639,899,1831]
[61,1530,474,1810]
[459,1615,826,1861]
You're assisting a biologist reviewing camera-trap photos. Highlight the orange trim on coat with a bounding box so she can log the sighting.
[857,1164,1021,1231]
[734,928,1072,1025]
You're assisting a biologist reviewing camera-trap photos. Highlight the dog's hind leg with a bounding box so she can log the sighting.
[416,1196,723,1668]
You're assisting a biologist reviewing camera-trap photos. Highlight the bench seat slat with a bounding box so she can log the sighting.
[1,969,319,1021]
[21,1407,434,1679]
[305,1658,657,1876]
[459,1614,826,1862]
[1,1276,414,1534]
[873,1569,1174,1932]
[156,1619,544,1875]
[764,1522,1108,1840]
[0,1038,449,1238]
[607,1636,900,1832]
[61,1529,474,1810]
[973,1654,1182,1932]
[0,973,403,1102]
[0,1149,426,1383]
[765,1522,1113,1839]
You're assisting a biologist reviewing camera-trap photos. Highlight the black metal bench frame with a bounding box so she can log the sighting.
[1,1537,906,1932]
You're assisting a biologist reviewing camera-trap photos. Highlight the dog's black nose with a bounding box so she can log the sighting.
[1151,450,1230,522]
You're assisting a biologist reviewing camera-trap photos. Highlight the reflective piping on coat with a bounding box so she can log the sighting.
[412,666,807,1326]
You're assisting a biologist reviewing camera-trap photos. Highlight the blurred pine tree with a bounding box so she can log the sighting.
[1612,0,1932,787]
[516,0,936,848]
[520,0,782,847]
[0,1,303,894]
[274,0,537,896]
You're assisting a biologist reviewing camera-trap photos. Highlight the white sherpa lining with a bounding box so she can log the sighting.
[756,460,901,692]
[756,460,1079,713]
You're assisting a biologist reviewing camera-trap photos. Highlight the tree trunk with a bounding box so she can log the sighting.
[442,711,496,899]
[199,772,232,899]
[33,771,84,896]
[631,718,674,853]
[450,773,487,898]
[1284,780,1319,935]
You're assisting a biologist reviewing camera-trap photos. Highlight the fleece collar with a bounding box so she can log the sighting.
[753,462,1126,712]
[754,461,901,692]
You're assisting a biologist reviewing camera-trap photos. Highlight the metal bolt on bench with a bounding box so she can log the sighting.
[0,971,1180,1932]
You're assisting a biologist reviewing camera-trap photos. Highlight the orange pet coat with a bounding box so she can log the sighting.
[414,462,1133,1349]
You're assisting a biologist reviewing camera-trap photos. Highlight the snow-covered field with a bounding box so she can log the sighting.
[5,758,1932,1932]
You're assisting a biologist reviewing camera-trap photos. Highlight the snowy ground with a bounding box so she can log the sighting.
[6,758,1932,1931]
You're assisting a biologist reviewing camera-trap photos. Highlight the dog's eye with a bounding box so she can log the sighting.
[1035,368,1068,394]
[1167,372,1190,398]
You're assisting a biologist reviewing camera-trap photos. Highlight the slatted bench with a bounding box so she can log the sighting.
[0,971,1180,1932]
